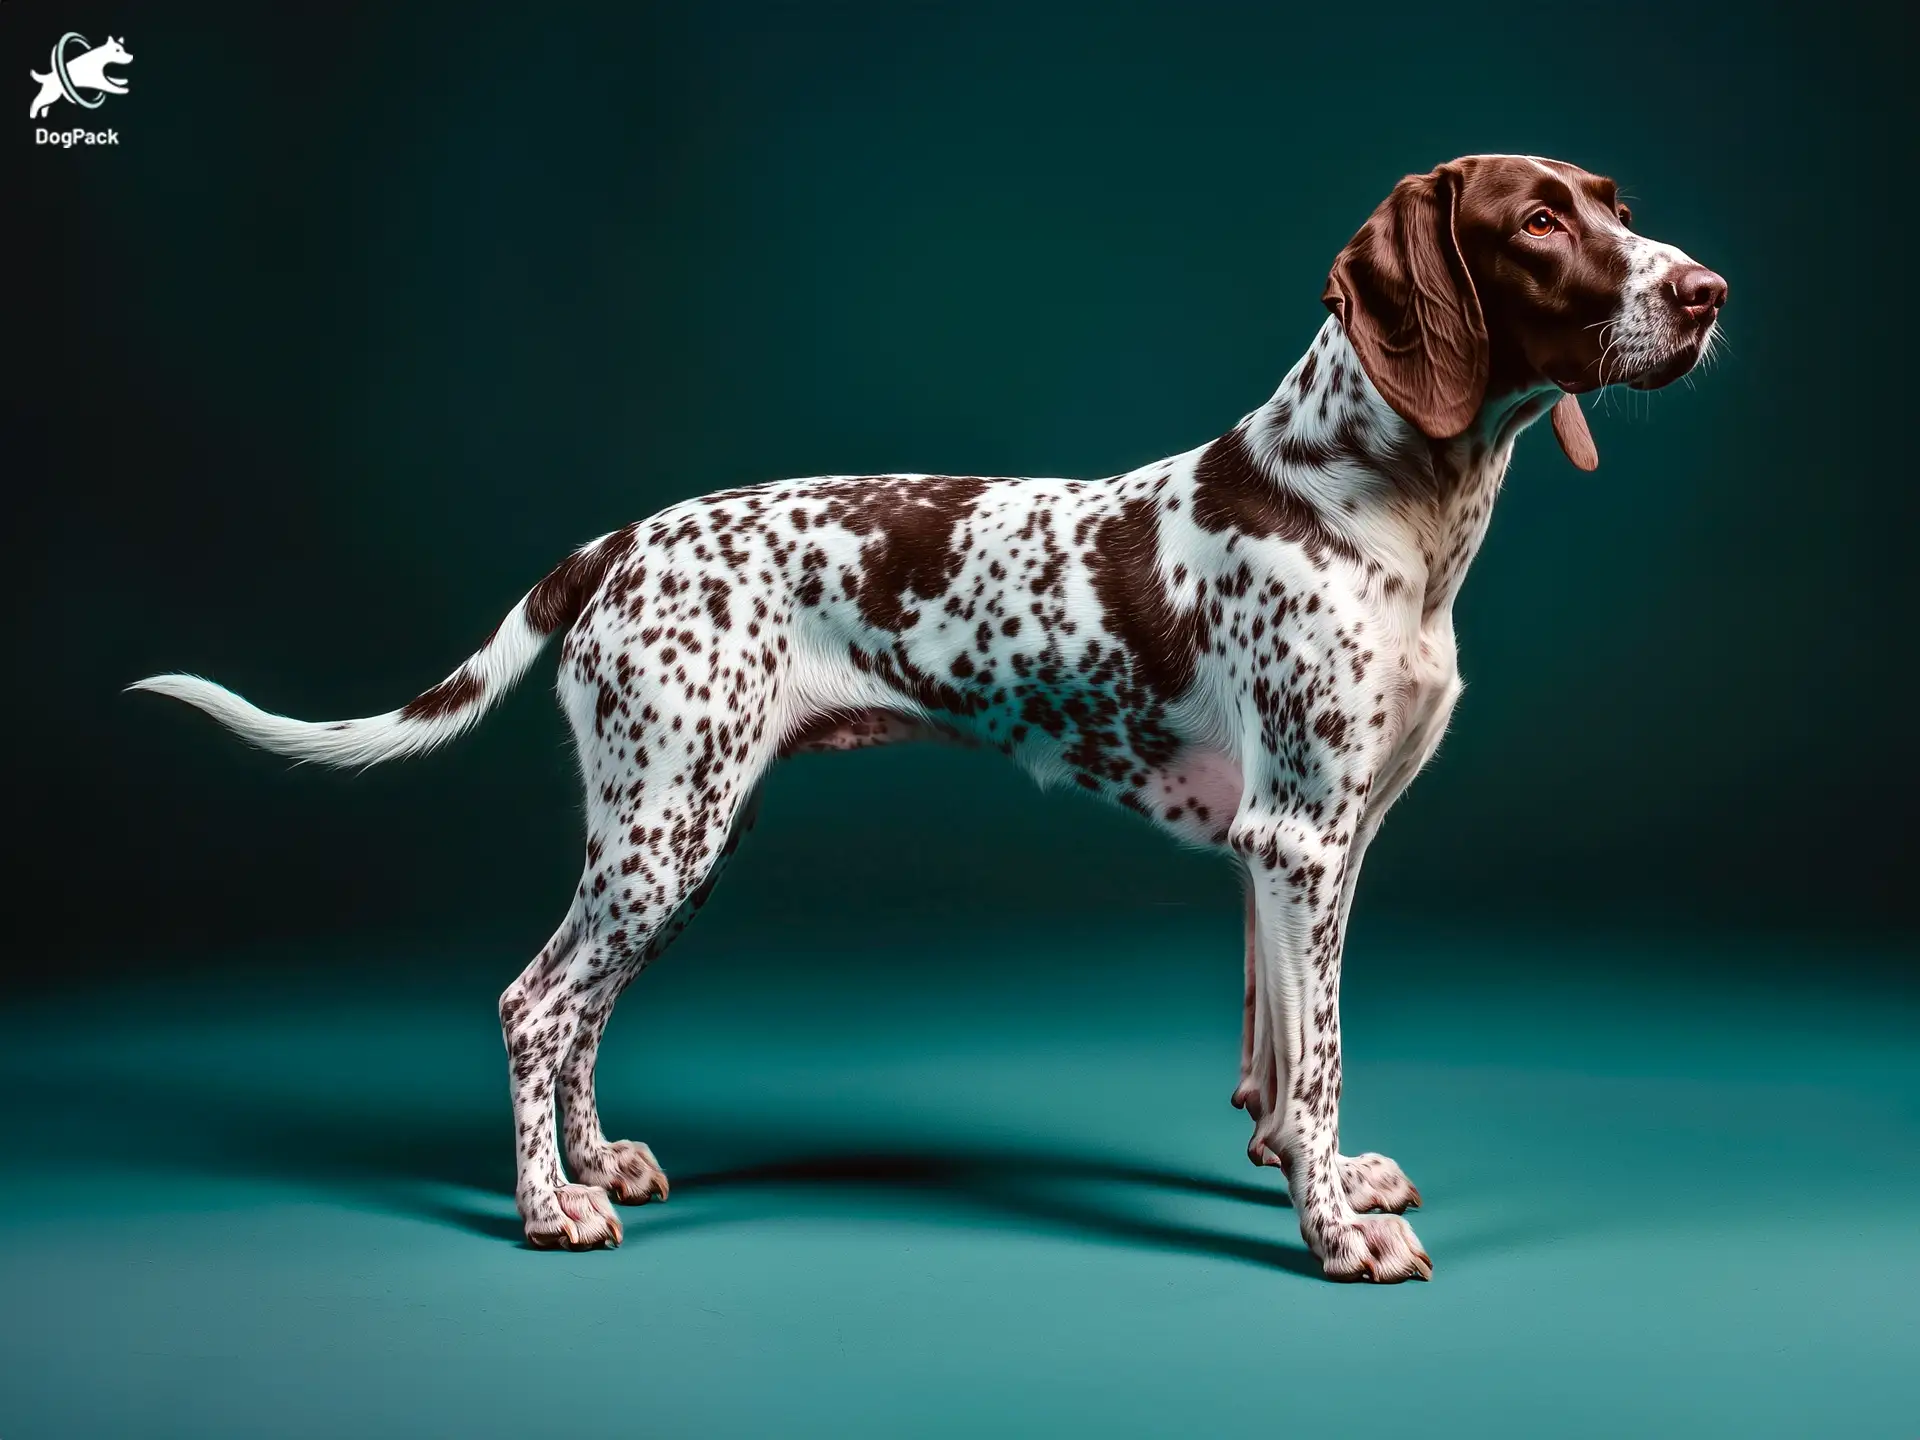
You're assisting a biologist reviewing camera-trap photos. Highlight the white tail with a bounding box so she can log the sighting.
[130,528,631,770]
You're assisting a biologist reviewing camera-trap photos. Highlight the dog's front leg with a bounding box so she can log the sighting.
[1234,748,1427,1214]
[1231,807,1431,1282]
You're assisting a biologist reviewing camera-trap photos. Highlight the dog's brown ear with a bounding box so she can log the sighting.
[1323,166,1487,440]
[1550,392,1598,470]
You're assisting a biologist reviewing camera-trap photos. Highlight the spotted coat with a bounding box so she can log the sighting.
[135,154,1725,1280]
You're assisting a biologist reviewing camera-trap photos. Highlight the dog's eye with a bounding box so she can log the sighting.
[1616,205,1633,228]
[1523,209,1558,237]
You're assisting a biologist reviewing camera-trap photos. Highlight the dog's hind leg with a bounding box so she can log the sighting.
[556,786,764,1205]
[497,581,787,1250]
[499,769,768,1250]
[549,706,948,1203]
[497,910,627,1249]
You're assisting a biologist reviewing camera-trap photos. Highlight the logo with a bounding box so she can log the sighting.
[29,33,130,145]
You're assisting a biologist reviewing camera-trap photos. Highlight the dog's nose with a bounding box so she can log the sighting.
[1667,264,1727,322]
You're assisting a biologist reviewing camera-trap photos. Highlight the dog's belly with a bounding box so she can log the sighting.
[779,709,962,755]
[1138,746,1244,848]
[780,698,1241,849]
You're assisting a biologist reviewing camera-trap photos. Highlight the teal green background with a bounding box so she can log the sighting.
[2,929,1915,1436]
[4,0,1916,1435]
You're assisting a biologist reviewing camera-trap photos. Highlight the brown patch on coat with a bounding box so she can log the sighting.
[526,526,640,635]
[1084,495,1204,703]
[400,668,484,721]
[1190,430,1360,567]
[818,476,991,633]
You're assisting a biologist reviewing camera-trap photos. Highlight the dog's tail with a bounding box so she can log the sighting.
[129,526,633,770]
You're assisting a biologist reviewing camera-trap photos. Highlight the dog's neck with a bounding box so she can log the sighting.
[1233,317,1558,618]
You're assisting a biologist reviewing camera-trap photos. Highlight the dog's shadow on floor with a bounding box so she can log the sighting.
[679,1147,1314,1275]
[5,1070,1317,1276]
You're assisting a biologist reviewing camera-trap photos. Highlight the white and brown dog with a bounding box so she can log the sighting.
[136,154,1725,1281]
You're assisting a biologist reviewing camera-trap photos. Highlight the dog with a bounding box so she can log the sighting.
[134,154,1725,1281]
[29,35,131,119]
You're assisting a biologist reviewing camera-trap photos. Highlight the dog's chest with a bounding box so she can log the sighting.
[1370,451,1515,773]
[1396,618,1460,750]
[1420,447,1511,619]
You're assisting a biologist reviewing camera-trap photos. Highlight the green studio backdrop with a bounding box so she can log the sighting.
[5,0,1913,980]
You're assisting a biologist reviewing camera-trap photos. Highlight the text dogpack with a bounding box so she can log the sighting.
[37,126,119,147]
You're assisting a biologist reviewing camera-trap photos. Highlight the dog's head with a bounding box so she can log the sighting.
[96,36,132,66]
[1322,154,1725,470]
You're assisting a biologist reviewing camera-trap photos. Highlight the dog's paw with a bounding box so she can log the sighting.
[521,1183,623,1251]
[1339,1151,1421,1213]
[571,1139,671,1205]
[1312,1211,1432,1283]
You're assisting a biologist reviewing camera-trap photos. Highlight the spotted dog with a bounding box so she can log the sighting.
[135,155,1726,1281]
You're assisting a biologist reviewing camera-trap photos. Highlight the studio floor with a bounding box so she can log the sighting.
[1,920,1913,1438]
